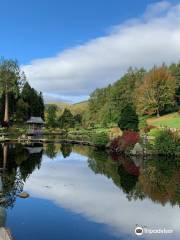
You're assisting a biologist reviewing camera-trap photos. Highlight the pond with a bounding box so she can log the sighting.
[0,143,180,240]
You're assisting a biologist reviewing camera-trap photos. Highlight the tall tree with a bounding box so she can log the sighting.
[59,108,75,128]
[21,82,45,119]
[118,104,139,131]
[169,63,180,106]
[0,59,25,125]
[46,104,58,127]
[135,67,176,117]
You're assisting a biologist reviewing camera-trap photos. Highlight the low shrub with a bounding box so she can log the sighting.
[148,128,161,138]
[91,132,109,148]
[109,131,140,153]
[154,129,176,156]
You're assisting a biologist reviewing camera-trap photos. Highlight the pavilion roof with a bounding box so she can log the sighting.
[26,117,45,124]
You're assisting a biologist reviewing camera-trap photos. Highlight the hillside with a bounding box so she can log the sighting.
[47,100,88,116]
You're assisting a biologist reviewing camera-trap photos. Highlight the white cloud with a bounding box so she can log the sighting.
[22,1,180,102]
[25,152,180,239]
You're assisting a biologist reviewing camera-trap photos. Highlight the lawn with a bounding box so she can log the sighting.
[147,112,180,129]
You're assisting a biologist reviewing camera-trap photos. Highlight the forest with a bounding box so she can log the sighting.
[45,63,180,129]
[83,64,180,127]
[0,58,179,131]
[0,58,44,126]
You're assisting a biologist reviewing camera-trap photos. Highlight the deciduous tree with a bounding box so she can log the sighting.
[135,67,176,117]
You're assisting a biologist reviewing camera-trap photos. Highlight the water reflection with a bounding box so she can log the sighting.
[0,143,43,209]
[87,150,180,207]
[0,143,179,239]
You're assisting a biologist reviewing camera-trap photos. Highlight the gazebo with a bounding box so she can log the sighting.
[26,117,45,135]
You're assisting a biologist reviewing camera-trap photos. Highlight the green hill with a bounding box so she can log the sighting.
[46,100,88,116]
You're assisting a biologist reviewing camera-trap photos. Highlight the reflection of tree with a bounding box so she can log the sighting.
[118,165,138,194]
[44,143,58,159]
[19,149,42,182]
[60,144,72,158]
[0,143,43,209]
[137,158,180,206]
[0,170,24,208]
[87,147,180,207]
[88,150,138,194]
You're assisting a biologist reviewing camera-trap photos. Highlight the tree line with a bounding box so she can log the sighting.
[0,58,44,126]
[83,64,180,127]
[46,105,82,128]
[45,62,180,130]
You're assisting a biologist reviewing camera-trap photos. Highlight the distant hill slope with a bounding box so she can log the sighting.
[46,100,88,116]
[147,112,180,129]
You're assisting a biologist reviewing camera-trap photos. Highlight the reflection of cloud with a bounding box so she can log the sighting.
[22,1,180,102]
[25,153,180,239]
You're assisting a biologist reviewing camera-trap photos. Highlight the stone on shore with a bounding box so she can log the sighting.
[18,191,30,198]
[131,143,144,155]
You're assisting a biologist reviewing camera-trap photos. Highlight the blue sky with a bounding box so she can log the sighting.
[1,0,160,64]
[1,0,180,102]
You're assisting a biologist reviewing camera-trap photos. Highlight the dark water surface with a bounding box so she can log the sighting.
[0,143,179,240]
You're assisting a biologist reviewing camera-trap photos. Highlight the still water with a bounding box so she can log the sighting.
[0,143,180,240]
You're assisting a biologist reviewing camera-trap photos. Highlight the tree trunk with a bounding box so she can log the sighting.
[4,92,9,124]
[157,108,160,118]
[3,144,7,170]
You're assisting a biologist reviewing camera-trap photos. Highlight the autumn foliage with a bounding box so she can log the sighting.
[109,131,140,153]
[134,67,176,117]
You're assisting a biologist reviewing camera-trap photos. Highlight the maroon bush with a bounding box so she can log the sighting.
[109,131,140,153]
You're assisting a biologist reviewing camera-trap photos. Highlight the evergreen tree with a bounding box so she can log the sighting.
[15,99,29,122]
[0,58,25,126]
[21,82,45,119]
[118,104,139,131]
[74,114,82,125]
[59,108,75,128]
[46,104,57,127]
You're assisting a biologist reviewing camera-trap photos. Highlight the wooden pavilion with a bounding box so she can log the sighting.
[26,117,45,135]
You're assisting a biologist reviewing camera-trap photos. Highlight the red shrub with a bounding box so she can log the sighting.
[121,131,140,150]
[109,131,139,153]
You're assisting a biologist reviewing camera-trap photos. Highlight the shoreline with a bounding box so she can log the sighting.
[0,137,180,157]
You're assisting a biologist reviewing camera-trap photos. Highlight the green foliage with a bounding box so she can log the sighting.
[85,68,145,126]
[0,58,45,125]
[0,58,26,124]
[154,129,176,156]
[60,144,72,158]
[58,108,75,129]
[118,104,139,131]
[91,132,109,148]
[169,63,180,106]
[83,63,179,128]
[46,104,58,127]
[135,67,176,116]
[21,82,45,119]
[15,99,29,122]
[0,58,24,96]
[74,114,82,125]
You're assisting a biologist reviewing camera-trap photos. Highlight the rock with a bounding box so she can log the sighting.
[0,228,13,240]
[131,143,144,155]
[0,198,7,204]
[18,191,30,198]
